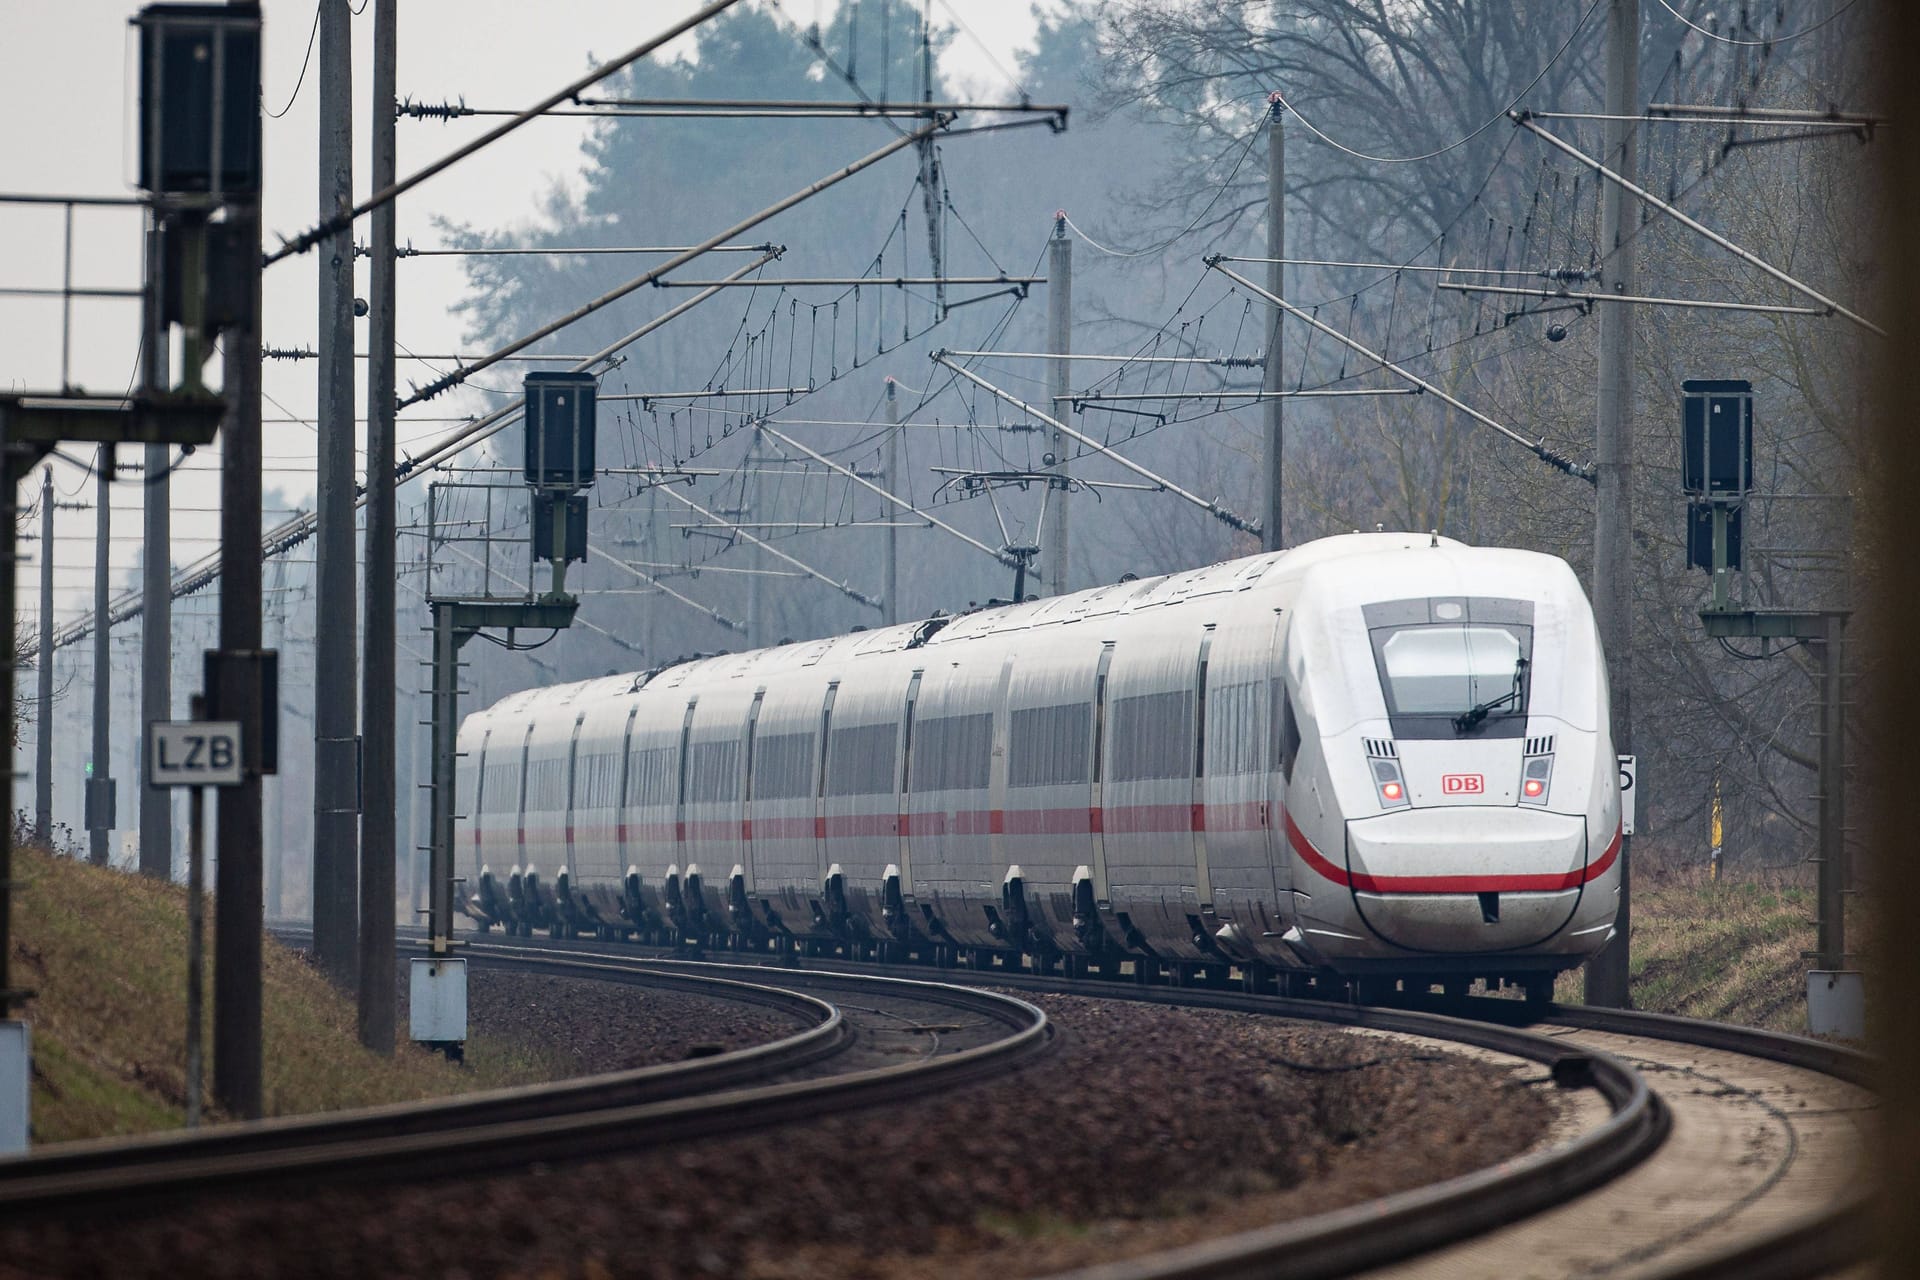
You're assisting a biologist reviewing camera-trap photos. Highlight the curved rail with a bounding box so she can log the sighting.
[0,952,1048,1217]
[777,958,1864,1280]
[497,935,1868,1280]
[1534,1002,1874,1280]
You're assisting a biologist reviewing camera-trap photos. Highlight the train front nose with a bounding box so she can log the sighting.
[1344,807,1590,952]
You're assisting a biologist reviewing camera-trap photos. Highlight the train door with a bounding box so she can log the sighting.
[1089,643,1114,907]
[514,721,535,871]
[1191,627,1217,914]
[896,670,923,899]
[1197,607,1292,957]
[814,680,838,898]
[466,727,491,880]
[1263,610,1294,909]
[1100,621,1209,959]
[743,682,823,934]
[564,711,586,882]
[905,657,1001,948]
[1001,640,1103,953]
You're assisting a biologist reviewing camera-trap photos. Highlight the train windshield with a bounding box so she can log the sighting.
[1378,626,1522,714]
[1363,598,1535,739]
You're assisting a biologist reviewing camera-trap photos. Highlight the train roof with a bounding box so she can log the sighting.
[466,532,1559,722]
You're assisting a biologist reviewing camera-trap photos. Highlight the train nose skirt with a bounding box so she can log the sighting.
[1345,806,1590,953]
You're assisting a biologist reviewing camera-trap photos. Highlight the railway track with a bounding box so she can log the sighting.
[3,922,1871,1278]
[465,931,1872,1280]
[0,946,1051,1218]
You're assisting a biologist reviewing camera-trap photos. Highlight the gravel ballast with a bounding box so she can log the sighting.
[452,968,804,1075]
[1,984,1559,1278]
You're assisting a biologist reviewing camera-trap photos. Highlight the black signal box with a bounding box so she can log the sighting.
[1681,379,1754,497]
[533,493,589,565]
[523,372,597,491]
[134,4,262,196]
[1687,500,1743,572]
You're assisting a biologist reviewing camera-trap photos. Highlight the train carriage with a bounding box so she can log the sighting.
[456,532,1622,997]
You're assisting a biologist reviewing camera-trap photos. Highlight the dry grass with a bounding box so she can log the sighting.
[9,844,563,1144]
[1556,860,1859,1034]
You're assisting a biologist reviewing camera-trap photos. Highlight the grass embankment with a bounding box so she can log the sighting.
[9,844,562,1144]
[1558,862,1845,1033]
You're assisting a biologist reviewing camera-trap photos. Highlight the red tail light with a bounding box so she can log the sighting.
[1369,753,1409,808]
[1519,754,1553,805]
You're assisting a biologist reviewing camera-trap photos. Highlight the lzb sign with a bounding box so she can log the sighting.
[147,721,244,788]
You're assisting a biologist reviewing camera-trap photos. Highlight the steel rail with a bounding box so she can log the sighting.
[871,960,1869,1280]
[0,953,842,1195]
[463,929,1869,1280]
[0,947,1050,1217]
[1527,1004,1876,1280]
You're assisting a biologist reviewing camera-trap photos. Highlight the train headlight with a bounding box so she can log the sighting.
[1369,756,1410,808]
[1519,754,1553,805]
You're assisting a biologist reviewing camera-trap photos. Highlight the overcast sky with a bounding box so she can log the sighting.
[0,0,1064,620]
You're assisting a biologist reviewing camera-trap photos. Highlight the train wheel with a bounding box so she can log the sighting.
[1064,954,1087,981]
[1522,974,1554,1010]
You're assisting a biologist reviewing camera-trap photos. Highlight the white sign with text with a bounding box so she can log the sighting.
[147,721,244,788]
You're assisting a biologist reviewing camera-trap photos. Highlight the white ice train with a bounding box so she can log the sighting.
[455,532,1622,1000]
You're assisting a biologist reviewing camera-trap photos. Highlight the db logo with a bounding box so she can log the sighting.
[1441,774,1485,795]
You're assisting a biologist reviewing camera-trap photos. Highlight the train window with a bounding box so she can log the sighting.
[1206,681,1265,777]
[910,713,994,793]
[1369,622,1533,738]
[480,760,518,814]
[1009,704,1092,788]
[826,722,900,796]
[751,732,816,800]
[684,740,740,803]
[1108,690,1195,781]
[524,758,567,811]
[623,744,679,809]
[573,750,620,809]
[1363,597,1536,740]
[1272,680,1301,781]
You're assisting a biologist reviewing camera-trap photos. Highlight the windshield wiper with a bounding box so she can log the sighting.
[1452,657,1529,734]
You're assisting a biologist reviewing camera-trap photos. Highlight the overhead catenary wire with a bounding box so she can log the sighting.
[263,1,323,119]
[1059,104,1267,259]
[1649,0,1860,47]
[653,482,880,609]
[1510,110,1886,335]
[1268,0,1604,165]
[399,116,947,406]
[49,251,781,651]
[932,351,1261,535]
[263,0,749,265]
[1206,258,1592,480]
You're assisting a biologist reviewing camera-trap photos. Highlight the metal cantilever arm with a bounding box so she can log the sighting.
[653,483,880,610]
[1204,259,1594,482]
[929,352,1263,536]
[754,422,1019,571]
